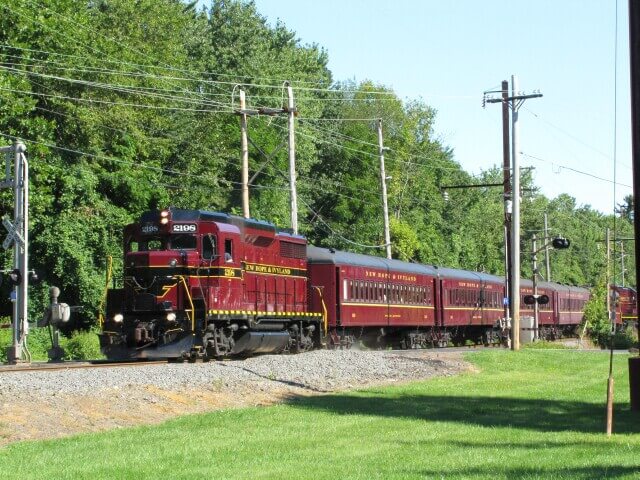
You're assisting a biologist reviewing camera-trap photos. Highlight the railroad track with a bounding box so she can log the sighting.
[0,359,168,374]
[0,344,497,373]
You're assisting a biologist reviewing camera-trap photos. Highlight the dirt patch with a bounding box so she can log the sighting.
[0,351,472,447]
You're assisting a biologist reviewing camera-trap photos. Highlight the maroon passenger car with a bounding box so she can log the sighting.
[437,267,507,344]
[307,247,440,348]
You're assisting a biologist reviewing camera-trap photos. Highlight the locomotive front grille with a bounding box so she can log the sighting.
[133,293,156,311]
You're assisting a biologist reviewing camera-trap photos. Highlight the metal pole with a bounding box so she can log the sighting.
[503,225,511,331]
[606,227,611,322]
[544,212,551,281]
[501,80,512,325]
[378,119,392,259]
[20,146,28,345]
[286,82,298,235]
[621,241,625,287]
[239,89,250,219]
[511,74,521,351]
[9,141,28,363]
[532,234,539,341]
[11,143,21,358]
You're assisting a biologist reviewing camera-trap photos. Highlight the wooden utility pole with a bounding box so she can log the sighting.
[620,241,625,286]
[285,82,298,235]
[377,119,392,259]
[239,89,250,219]
[606,226,614,436]
[487,77,541,350]
[532,234,539,340]
[544,212,551,281]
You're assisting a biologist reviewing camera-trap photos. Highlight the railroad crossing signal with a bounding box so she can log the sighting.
[551,237,570,249]
[523,294,549,305]
[2,216,24,250]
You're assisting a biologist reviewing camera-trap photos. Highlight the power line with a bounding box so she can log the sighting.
[0,65,230,108]
[0,85,234,113]
[521,152,632,188]
[522,106,631,170]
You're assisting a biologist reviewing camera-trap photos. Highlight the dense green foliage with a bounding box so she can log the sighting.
[0,351,639,478]
[0,0,634,333]
[0,322,103,361]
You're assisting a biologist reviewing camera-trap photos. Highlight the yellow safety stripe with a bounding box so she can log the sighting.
[440,306,504,312]
[341,302,435,309]
[207,310,323,317]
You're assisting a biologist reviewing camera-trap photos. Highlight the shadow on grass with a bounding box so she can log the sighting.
[286,393,640,434]
[415,465,640,479]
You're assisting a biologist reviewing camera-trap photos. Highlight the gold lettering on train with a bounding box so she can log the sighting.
[364,270,416,282]
[243,263,293,276]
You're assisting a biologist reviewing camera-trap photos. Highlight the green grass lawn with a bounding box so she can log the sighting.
[1,350,639,479]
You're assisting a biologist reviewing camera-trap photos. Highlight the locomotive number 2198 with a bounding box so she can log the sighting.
[172,223,197,233]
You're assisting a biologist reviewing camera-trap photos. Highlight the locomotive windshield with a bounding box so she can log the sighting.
[170,234,197,250]
[126,234,198,252]
[127,236,166,252]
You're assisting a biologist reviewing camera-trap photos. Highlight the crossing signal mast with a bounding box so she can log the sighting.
[0,141,30,364]
[529,234,571,339]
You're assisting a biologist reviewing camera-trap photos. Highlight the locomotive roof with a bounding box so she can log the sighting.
[140,209,306,240]
[307,246,438,276]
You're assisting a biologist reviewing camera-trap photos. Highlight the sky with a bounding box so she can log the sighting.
[249,0,631,215]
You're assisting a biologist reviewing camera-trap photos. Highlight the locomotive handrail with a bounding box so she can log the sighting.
[177,275,195,332]
[313,286,328,336]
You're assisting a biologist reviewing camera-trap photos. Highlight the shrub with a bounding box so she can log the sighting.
[62,330,104,360]
[0,325,10,363]
[582,277,613,347]
[0,321,51,362]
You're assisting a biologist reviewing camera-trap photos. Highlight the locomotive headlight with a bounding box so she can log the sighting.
[166,312,177,322]
[160,217,169,225]
[160,210,169,224]
[113,313,124,323]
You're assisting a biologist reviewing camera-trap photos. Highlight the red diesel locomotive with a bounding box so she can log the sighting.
[100,209,591,360]
[100,209,323,359]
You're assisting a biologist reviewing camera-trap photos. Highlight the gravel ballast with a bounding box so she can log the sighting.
[0,350,471,446]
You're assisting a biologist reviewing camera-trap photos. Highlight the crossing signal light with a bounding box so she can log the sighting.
[552,237,570,249]
[523,294,549,305]
[7,269,21,285]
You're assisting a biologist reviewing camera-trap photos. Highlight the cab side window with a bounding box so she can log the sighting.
[203,235,217,260]
[224,239,233,262]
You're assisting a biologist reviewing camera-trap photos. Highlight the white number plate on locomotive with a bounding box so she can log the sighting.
[172,223,198,233]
